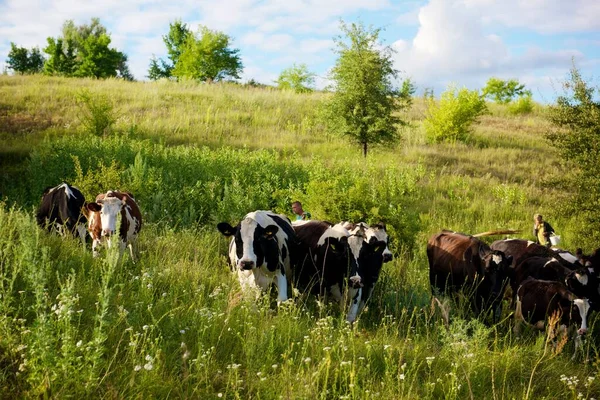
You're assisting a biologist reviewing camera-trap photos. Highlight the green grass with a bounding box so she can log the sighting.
[1,75,599,398]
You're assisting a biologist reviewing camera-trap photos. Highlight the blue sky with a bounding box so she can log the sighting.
[1,0,598,102]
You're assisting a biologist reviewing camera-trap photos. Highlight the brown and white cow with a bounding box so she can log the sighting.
[514,277,591,359]
[84,191,142,260]
[428,231,513,320]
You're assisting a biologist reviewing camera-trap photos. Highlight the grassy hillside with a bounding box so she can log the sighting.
[0,75,598,398]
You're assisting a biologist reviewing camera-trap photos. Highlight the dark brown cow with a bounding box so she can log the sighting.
[428,231,512,320]
[514,278,591,358]
[514,256,600,310]
[84,191,142,259]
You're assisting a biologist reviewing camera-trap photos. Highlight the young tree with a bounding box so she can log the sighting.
[172,25,243,82]
[6,43,44,74]
[547,65,600,246]
[147,20,192,80]
[276,63,316,93]
[43,18,131,79]
[424,85,487,143]
[322,21,406,157]
[482,77,529,104]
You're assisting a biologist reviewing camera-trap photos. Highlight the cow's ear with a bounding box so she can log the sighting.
[87,202,102,212]
[339,236,349,245]
[217,222,237,237]
[263,225,279,238]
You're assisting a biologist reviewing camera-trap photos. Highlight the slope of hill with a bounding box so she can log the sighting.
[0,75,597,398]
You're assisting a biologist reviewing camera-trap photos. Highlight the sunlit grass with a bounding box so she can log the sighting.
[0,75,598,398]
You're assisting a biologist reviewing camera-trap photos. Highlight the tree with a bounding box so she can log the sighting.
[172,25,243,82]
[482,77,530,104]
[424,86,487,144]
[547,64,600,246]
[43,18,131,79]
[147,20,192,80]
[276,63,316,93]
[6,43,44,74]
[321,21,406,157]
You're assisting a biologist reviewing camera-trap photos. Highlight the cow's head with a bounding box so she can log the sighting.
[217,217,280,272]
[86,196,127,237]
[367,223,393,263]
[346,222,372,289]
[316,224,350,271]
[480,248,513,299]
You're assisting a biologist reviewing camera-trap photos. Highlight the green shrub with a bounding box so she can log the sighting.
[507,93,534,115]
[75,89,119,137]
[424,86,487,143]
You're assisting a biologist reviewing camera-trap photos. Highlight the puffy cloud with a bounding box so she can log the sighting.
[390,0,589,99]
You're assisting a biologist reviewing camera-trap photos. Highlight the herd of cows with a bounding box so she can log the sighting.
[36,183,600,347]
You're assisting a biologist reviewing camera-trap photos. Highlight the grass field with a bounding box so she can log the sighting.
[0,75,598,398]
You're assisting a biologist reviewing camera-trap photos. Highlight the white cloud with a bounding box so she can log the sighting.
[390,0,589,100]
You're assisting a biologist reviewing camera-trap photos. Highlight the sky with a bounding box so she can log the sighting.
[0,0,598,102]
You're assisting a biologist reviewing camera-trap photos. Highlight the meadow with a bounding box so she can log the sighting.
[0,75,598,399]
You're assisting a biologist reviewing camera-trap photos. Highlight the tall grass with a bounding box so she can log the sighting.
[0,75,598,398]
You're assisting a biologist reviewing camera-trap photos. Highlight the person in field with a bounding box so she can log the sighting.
[292,201,311,221]
[533,213,555,247]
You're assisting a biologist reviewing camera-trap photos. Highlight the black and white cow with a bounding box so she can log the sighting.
[358,223,392,313]
[36,182,87,245]
[342,222,389,322]
[292,220,352,298]
[217,211,296,303]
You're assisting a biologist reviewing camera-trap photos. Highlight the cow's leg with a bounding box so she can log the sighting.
[275,268,288,303]
[128,242,136,263]
[329,283,343,303]
[513,295,523,337]
[76,223,87,248]
[358,285,373,315]
[92,238,101,257]
[346,287,362,323]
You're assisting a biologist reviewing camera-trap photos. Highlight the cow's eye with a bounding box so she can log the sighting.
[330,244,337,251]
[374,246,381,253]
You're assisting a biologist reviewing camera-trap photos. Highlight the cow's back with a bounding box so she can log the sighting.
[428,231,480,292]
[37,183,86,231]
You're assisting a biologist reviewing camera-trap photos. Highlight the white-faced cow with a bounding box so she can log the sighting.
[84,191,143,259]
[217,211,296,303]
[428,231,513,320]
[292,220,351,297]
[357,223,392,314]
[514,277,591,359]
[36,183,87,245]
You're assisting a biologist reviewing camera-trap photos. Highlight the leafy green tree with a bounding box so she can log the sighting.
[482,77,529,104]
[547,65,600,246]
[43,18,131,79]
[147,20,192,80]
[424,85,487,143]
[276,63,316,93]
[321,21,406,157]
[6,43,44,74]
[172,25,243,82]
[43,37,77,76]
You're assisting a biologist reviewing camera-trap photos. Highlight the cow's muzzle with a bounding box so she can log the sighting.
[240,260,255,270]
[578,327,588,336]
[383,253,393,263]
[349,275,363,288]
[102,229,114,237]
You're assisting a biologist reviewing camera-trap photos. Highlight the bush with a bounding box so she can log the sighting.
[75,89,119,137]
[424,86,487,143]
[507,93,534,115]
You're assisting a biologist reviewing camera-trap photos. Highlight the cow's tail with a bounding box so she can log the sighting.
[472,229,521,238]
